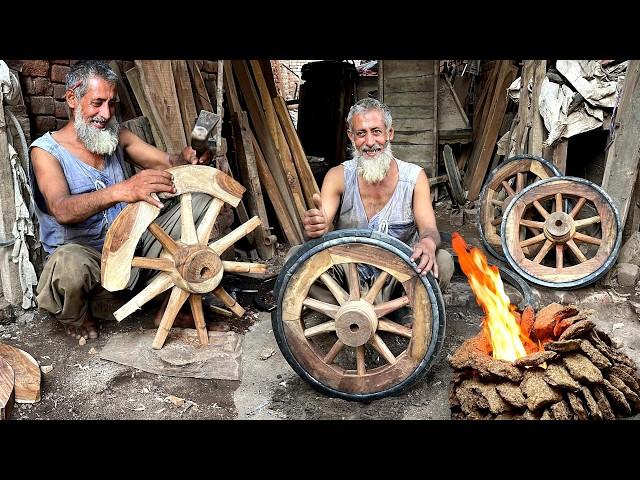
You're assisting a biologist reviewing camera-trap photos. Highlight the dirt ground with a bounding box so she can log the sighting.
[2,201,640,420]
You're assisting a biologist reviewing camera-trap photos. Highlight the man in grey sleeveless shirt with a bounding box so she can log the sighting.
[29,61,213,341]
[302,98,454,307]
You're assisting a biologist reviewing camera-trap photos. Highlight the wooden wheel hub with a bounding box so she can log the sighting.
[175,244,222,284]
[543,212,575,242]
[334,300,378,347]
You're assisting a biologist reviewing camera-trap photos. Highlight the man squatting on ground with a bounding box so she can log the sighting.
[300,98,454,313]
[29,60,214,341]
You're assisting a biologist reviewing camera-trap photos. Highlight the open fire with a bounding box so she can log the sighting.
[448,233,640,420]
[452,232,538,362]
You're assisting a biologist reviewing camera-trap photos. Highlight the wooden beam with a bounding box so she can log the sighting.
[171,60,198,143]
[528,60,547,156]
[602,60,640,227]
[125,66,166,151]
[108,61,138,122]
[186,60,214,113]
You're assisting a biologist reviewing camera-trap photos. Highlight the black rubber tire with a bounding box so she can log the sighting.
[272,229,446,402]
[443,144,466,205]
[500,176,622,289]
[478,154,561,261]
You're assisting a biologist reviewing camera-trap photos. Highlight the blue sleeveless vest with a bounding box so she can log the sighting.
[28,132,128,254]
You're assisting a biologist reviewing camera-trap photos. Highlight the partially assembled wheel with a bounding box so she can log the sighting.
[272,229,446,402]
[479,155,561,260]
[501,176,622,289]
[101,165,265,349]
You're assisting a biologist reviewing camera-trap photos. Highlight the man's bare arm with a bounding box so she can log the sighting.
[302,165,344,239]
[31,147,176,224]
[411,170,441,276]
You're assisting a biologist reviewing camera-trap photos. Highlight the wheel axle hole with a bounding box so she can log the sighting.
[350,323,359,332]
[555,220,562,227]
[200,266,211,277]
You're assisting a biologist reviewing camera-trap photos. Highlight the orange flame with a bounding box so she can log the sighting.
[452,232,537,362]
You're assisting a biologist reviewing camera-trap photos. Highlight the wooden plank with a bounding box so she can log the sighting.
[432,61,439,181]
[383,75,434,93]
[186,60,214,113]
[382,60,436,78]
[125,66,166,151]
[233,111,275,260]
[0,356,14,420]
[473,62,500,141]
[438,75,471,136]
[528,60,547,156]
[251,129,303,246]
[602,60,640,227]
[553,139,568,174]
[393,130,435,145]
[384,92,434,107]
[215,61,224,156]
[0,343,40,403]
[108,61,137,122]
[389,106,434,120]
[122,116,154,145]
[258,60,278,98]
[232,60,302,238]
[171,60,198,142]
[273,95,320,209]
[465,61,518,200]
[0,96,21,305]
[392,144,434,170]
[512,60,535,155]
[135,60,187,153]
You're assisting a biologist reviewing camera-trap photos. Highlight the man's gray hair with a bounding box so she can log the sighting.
[66,60,118,99]
[347,98,393,132]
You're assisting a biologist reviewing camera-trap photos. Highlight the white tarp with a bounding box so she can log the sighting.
[556,60,620,108]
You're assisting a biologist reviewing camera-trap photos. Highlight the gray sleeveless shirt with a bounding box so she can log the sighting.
[336,158,423,245]
[29,132,128,254]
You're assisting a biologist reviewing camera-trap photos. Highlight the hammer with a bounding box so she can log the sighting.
[190,110,221,157]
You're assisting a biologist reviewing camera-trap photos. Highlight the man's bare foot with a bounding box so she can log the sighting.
[63,313,99,340]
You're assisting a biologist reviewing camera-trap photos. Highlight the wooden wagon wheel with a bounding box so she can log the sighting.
[272,229,445,402]
[443,144,466,205]
[101,165,266,349]
[479,155,561,261]
[501,176,622,289]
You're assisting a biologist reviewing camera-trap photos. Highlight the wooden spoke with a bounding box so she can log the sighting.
[520,233,546,248]
[196,197,224,244]
[364,271,390,304]
[346,263,361,300]
[319,272,349,306]
[532,239,554,264]
[532,200,550,219]
[574,215,601,229]
[180,193,198,244]
[302,298,340,319]
[554,193,562,214]
[370,334,397,365]
[569,197,586,218]
[373,295,410,318]
[490,199,504,207]
[209,216,261,255]
[566,239,588,263]
[556,244,564,269]
[189,294,209,345]
[519,219,545,229]
[516,172,525,193]
[148,222,179,256]
[573,231,602,246]
[491,216,503,226]
[323,339,345,364]
[356,345,366,376]
[114,273,174,321]
[222,261,267,274]
[378,318,412,338]
[501,180,516,196]
[152,286,190,349]
[131,256,174,273]
[213,286,245,317]
[304,320,336,338]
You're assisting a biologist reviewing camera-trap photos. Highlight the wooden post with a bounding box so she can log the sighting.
[0,94,21,305]
[215,61,224,157]
[528,60,547,156]
[601,60,640,227]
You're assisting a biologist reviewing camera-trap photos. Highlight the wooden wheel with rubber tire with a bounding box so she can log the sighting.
[272,229,446,402]
[501,176,622,289]
[101,165,266,349]
[479,154,561,260]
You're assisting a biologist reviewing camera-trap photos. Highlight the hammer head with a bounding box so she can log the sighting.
[191,110,221,156]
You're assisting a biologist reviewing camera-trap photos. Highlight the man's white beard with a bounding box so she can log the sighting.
[354,141,394,184]
[74,104,120,155]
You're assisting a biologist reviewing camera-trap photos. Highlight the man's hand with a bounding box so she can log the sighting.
[119,169,176,208]
[174,146,213,166]
[411,236,438,278]
[303,193,329,239]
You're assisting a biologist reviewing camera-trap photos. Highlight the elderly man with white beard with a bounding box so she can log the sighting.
[302,98,454,313]
[29,60,212,341]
